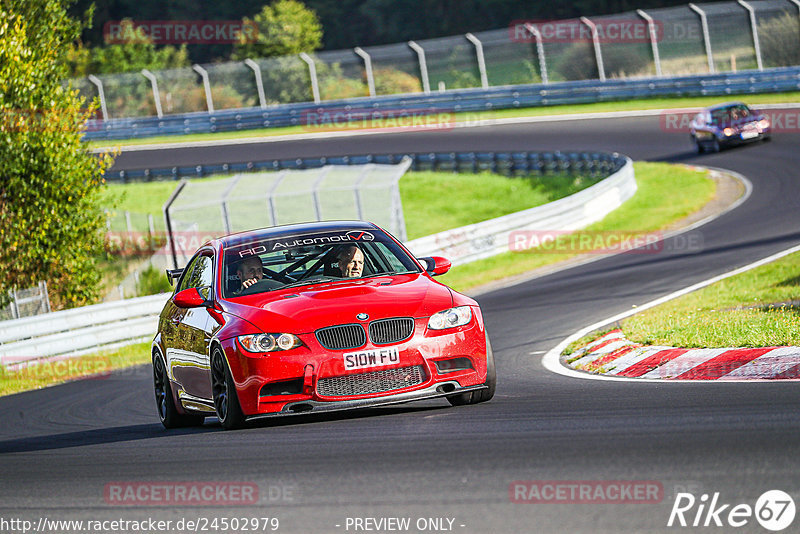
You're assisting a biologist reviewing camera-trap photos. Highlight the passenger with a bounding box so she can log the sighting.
[336,245,364,278]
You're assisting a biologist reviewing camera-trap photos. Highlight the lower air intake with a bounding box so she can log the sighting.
[317,366,425,397]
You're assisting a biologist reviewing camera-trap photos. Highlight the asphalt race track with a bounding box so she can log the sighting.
[3,114,800,533]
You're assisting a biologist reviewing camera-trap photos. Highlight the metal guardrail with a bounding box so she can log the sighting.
[406,156,635,264]
[86,67,800,143]
[109,150,624,182]
[0,151,630,362]
[0,293,169,363]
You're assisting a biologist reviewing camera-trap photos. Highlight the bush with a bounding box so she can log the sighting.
[0,0,114,309]
[758,13,800,68]
[373,68,423,95]
[136,264,172,296]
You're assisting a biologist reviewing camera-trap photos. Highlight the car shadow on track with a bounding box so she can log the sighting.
[0,405,450,454]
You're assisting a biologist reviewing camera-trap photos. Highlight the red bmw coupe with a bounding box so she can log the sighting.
[152,221,495,429]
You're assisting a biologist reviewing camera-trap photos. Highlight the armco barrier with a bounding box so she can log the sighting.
[109,150,624,182]
[0,293,169,363]
[85,67,800,143]
[405,156,635,264]
[0,152,631,361]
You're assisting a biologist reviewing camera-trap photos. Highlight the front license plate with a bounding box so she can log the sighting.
[343,347,400,371]
[741,130,758,140]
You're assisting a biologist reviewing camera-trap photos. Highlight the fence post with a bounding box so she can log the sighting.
[40,281,51,313]
[408,41,431,94]
[87,75,109,120]
[148,214,156,252]
[354,47,376,97]
[353,164,374,220]
[311,166,332,221]
[163,179,188,270]
[140,69,164,118]
[125,211,133,233]
[465,33,489,89]
[580,17,606,82]
[243,59,267,109]
[10,289,19,319]
[689,3,715,74]
[192,64,215,113]
[524,23,549,84]
[637,10,663,77]
[737,0,763,71]
[299,53,321,104]
[220,173,244,234]
[267,170,290,225]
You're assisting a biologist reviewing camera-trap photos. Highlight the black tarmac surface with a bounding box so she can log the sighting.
[3,115,800,533]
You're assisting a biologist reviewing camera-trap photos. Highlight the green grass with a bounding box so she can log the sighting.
[622,252,800,348]
[400,172,602,239]
[436,162,716,292]
[88,91,800,149]
[0,342,151,397]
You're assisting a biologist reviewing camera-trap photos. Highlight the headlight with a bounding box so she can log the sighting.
[758,119,770,129]
[428,306,472,330]
[723,127,735,137]
[238,333,302,353]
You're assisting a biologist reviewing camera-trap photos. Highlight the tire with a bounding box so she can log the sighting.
[153,353,205,429]
[447,335,496,406]
[695,141,705,154]
[708,138,720,153]
[211,347,246,430]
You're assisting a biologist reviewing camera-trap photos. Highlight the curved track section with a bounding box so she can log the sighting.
[3,116,800,533]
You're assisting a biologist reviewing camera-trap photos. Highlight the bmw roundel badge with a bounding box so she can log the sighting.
[356,313,369,321]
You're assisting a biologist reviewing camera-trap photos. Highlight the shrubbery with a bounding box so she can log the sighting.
[0,0,114,309]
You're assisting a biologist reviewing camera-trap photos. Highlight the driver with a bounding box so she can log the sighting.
[234,256,264,293]
[336,245,364,278]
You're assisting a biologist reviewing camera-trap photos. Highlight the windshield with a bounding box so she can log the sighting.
[222,228,421,297]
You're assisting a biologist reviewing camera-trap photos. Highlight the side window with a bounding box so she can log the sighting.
[178,255,202,293]
[373,242,407,272]
[179,254,214,299]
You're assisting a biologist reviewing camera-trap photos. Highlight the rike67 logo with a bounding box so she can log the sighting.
[668,490,795,531]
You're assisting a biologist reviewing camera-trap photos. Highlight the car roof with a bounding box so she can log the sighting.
[217,220,379,247]
[706,102,747,111]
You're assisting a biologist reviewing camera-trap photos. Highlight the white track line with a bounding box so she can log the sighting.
[542,241,800,383]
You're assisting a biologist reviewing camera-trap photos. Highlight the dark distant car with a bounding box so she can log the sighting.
[690,102,771,153]
[152,221,495,430]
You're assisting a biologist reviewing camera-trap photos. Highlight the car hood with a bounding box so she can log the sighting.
[221,273,454,333]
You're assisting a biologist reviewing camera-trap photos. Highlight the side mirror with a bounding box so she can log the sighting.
[419,256,451,276]
[173,287,205,308]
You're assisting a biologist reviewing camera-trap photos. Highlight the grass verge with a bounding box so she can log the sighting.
[87,91,800,149]
[437,162,716,292]
[0,342,151,397]
[621,251,800,348]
